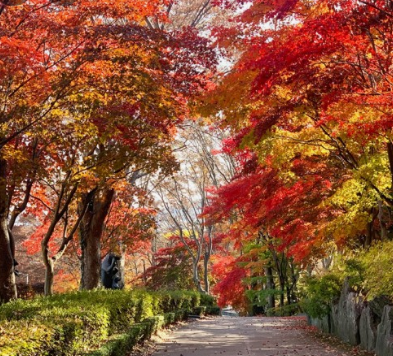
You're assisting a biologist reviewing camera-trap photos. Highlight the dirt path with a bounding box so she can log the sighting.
[149,316,369,356]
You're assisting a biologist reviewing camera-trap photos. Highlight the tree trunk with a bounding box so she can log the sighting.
[378,200,388,240]
[365,220,373,247]
[289,260,298,304]
[203,252,210,295]
[279,279,285,307]
[265,266,275,309]
[0,158,17,302]
[80,187,114,290]
[202,226,213,294]
[270,248,286,308]
[119,242,126,289]
[192,259,204,293]
[321,256,333,270]
[40,178,80,296]
[43,258,54,296]
[42,240,54,296]
[286,285,291,305]
[151,236,157,267]
[142,259,147,285]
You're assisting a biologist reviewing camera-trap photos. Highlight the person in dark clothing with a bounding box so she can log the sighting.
[101,253,122,289]
[112,275,121,289]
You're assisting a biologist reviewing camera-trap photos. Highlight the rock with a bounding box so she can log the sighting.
[331,303,338,335]
[359,305,376,352]
[309,314,331,334]
[375,306,393,356]
[332,279,364,345]
[306,279,393,356]
[370,296,391,323]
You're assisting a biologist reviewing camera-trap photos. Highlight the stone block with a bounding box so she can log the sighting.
[333,279,363,345]
[370,296,391,323]
[309,314,331,334]
[359,305,376,352]
[375,306,393,356]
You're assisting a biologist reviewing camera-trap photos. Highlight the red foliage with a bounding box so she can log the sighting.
[212,255,248,310]
[142,242,195,290]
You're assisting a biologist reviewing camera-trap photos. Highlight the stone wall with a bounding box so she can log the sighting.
[309,280,393,356]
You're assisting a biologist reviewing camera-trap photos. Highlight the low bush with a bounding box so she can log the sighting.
[86,311,190,356]
[192,306,206,316]
[0,320,55,356]
[0,289,217,356]
[85,323,147,356]
[359,241,393,300]
[300,274,342,319]
[300,241,393,321]
[191,305,221,317]
[199,293,215,306]
[206,306,221,315]
[266,303,302,317]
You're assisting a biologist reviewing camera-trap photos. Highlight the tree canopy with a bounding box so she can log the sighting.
[2,0,393,314]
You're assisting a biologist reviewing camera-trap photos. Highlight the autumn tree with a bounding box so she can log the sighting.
[72,23,217,289]
[0,0,91,302]
[153,122,234,294]
[1,0,215,299]
[203,0,393,257]
[100,181,156,288]
[194,0,393,309]
[202,150,303,310]
[145,0,231,31]
[143,237,196,290]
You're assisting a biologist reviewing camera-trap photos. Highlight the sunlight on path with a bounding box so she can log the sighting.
[151,316,352,356]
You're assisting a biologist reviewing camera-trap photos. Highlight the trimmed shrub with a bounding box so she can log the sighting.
[85,323,147,356]
[0,320,54,356]
[174,308,188,321]
[266,303,302,317]
[300,274,342,318]
[0,289,216,356]
[200,294,216,307]
[192,306,206,316]
[206,306,221,315]
[163,312,176,325]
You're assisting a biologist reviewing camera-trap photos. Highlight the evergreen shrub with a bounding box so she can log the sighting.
[300,274,342,318]
[0,289,217,356]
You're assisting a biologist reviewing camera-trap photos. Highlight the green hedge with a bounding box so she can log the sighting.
[300,274,342,318]
[266,303,302,317]
[86,323,146,356]
[206,306,221,315]
[0,290,217,356]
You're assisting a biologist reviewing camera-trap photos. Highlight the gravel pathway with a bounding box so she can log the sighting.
[150,316,368,356]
